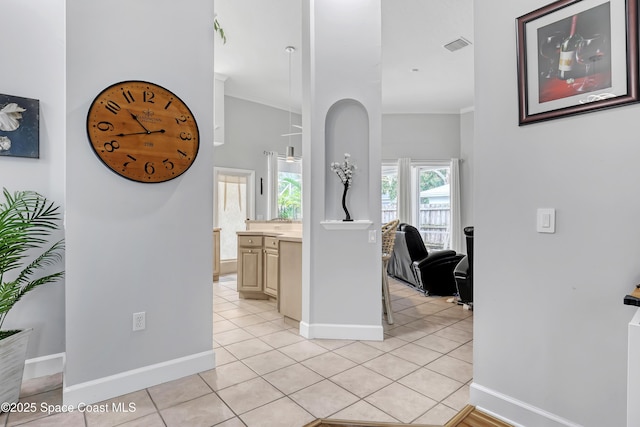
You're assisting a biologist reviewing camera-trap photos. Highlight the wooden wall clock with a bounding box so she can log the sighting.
[86,80,199,183]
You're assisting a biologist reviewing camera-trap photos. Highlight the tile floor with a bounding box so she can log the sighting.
[1,274,473,427]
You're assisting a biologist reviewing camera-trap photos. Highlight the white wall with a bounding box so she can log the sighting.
[215,96,302,220]
[381,113,461,160]
[473,2,637,426]
[301,0,382,340]
[65,0,214,402]
[460,110,474,229]
[1,0,66,360]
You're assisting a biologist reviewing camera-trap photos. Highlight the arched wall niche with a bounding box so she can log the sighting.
[324,98,370,221]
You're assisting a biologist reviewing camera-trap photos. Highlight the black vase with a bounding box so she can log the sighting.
[341,183,353,221]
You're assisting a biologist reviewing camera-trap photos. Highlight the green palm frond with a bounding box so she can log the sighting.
[0,188,65,331]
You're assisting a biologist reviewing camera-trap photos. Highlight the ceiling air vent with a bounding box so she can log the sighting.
[443,37,472,52]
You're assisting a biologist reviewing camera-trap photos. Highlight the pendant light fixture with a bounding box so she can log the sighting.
[284,45,297,163]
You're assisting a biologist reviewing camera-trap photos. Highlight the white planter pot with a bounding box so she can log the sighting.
[0,329,32,405]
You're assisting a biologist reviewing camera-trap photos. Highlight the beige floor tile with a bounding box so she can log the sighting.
[214,347,238,366]
[85,389,157,427]
[364,382,436,424]
[384,325,429,342]
[212,313,225,322]
[385,312,419,326]
[441,384,470,411]
[214,417,246,427]
[329,365,392,398]
[399,302,448,317]
[146,375,211,410]
[361,336,407,352]
[289,380,359,418]
[119,412,166,427]
[426,355,473,383]
[214,301,239,312]
[242,321,284,337]
[16,410,85,427]
[20,373,63,398]
[433,325,473,344]
[224,338,273,360]
[263,363,324,394]
[439,306,473,319]
[362,353,421,380]
[240,397,315,427]
[200,360,258,391]
[402,319,448,334]
[214,328,255,346]
[390,343,442,365]
[398,367,463,402]
[329,400,399,424]
[258,311,285,321]
[412,403,459,425]
[258,330,304,348]
[427,314,463,326]
[160,393,235,427]
[242,349,297,376]
[230,314,269,328]
[333,342,384,364]
[311,338,354,350]
[413,334,462,354]
[448,341,473,363]
[301,352,357,377]
[450,318,474,333]
[214,319,239,334]
[217,377,284,414]
[278,340,327,362]
[220,307,258,320]
[8,389,62,427]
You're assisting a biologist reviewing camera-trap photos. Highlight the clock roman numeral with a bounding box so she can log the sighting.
[105,100,121,115]
[122,90,135,103]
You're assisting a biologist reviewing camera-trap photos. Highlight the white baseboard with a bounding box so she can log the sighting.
[63,350,215,406]
[471,383,582,427]
[23,352,65,381]
[299,321,383,341]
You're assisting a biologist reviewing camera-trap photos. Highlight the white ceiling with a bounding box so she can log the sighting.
[214,0,474,114]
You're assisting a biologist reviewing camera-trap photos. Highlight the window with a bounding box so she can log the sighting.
[381,164,398,223]
[415,165,450,250]
[276,157,302,220]
[382,161,455,250]
[214,167,255,261]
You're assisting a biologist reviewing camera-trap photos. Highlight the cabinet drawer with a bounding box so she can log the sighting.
[264,237,279,250]
[238,235,262,247]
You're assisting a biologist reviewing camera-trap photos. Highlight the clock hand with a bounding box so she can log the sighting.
[115,129,166,137]
[127,110,152,133]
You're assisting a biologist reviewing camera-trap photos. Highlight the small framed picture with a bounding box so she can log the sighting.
[0,93,39,158]
[516,0,638,125]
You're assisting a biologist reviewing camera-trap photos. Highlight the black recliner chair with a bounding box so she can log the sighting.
[387,223,464,295]
[454,226,474,305]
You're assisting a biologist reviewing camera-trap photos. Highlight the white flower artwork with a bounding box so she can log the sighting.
[0,103,26,132]
[0,136,11,152]
[0,94,40,158]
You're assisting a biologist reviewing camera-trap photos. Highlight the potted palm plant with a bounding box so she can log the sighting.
[0,188,64,405]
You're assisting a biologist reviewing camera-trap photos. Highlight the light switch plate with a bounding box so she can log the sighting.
[537,208,556,233]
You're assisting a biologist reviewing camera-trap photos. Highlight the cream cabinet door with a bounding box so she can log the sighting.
[263,248,279,297]
[238,247,262,292]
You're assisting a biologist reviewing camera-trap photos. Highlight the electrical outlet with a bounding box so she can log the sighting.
[368,230,376,243]
[133,312,146,331]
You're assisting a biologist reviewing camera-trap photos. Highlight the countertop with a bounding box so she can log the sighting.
[237,230,302,242]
